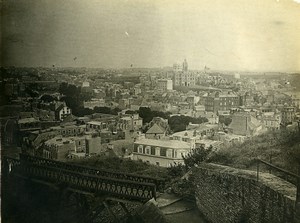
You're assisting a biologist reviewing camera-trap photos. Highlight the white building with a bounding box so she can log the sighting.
[55,104,72,121]
[133,139,191,167]
[157,79,173,91]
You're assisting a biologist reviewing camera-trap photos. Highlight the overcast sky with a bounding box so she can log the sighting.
[1,0,300,71]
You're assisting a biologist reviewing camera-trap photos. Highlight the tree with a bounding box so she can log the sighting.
[168,115,208,133]
[139,107,153,123]
[40,94,55,103]
[219,116,232,126]
[183,145,213,170]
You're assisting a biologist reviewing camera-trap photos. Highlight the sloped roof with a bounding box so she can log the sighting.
[61,114,76,123]
[55,104,66,112]
[146,123,166,134]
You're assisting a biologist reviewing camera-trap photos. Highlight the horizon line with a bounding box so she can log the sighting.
[1,65,299,74]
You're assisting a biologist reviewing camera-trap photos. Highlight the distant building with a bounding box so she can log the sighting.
[157,79,173,91]
[86,121,107,131]
[55,104,72,121]
[82,81,90,88]
[51,124,86,137]
[234,73,240,79]
[83,99,105,109]
[42,134,102,160]
[170,130,198,146]
[173,59,197,87]
[117,114,143,131]
[85,135,102,155]
[203,91,240,113]
[281,106,296,126]
[145,123,166,139]
[133,139,191,167]
[182,59,188,72]
[43,137,76,160]
[18,118,41,132]
[258,112,281,130]
[173,63,183,72]
[228,113,263,136]
[174,71,197,87]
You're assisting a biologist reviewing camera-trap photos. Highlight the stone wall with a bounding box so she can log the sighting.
[192,163,297,223]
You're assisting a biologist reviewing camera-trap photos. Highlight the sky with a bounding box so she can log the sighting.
[1,0,300,71]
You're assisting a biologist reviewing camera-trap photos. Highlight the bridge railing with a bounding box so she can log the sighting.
[19,153,165,191]
[20,163,156,202]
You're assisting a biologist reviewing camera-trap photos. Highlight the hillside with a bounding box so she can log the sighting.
[209,128,300,174]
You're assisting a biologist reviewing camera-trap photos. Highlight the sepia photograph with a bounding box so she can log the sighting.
[1,0,300,222]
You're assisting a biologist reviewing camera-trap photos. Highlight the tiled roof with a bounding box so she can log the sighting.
[146,124,165,134]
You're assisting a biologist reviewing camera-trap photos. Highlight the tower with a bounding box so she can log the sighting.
[182,59,188,72]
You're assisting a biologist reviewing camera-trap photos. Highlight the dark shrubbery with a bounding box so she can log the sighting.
[209,129,300,173]
[68,156,168,179]
[168,115,208,133]
[183,145,213,170]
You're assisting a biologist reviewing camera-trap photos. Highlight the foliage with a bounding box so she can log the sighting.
[59,83,82,113]
[219,115,232,126]
[58,82,122,117]
[138,107,171,124]
[183,145,213,170]
[25,84,39,98]
[94,106,121,115]
[167,163,185,178]
[168,115,208,133]
[40,94,55,103]
[208,129,300,173]
[171,178,195,196]
[125,110,136,115]
[68,155,168,179]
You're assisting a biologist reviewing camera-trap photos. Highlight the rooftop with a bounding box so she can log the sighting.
[135,138,191,149]
[146,124,166,134]
[18,117,39,124]
[45,136,75,146]
[87,121,105,125]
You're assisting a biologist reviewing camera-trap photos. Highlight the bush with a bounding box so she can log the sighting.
[183,145,213,170]
[167,163,185,178]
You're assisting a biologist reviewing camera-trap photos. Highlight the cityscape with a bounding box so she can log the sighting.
[1,0,300,223]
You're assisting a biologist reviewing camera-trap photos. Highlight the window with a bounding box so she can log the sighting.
[151,148,155,155]
[167,149,172,158]
[155,147,160,156]
[145,146,151,155]
[160,148,167,156]
[156,162,160,166]
[138,145,143,153]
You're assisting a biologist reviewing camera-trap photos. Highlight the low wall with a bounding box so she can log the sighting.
[192,163,297,223]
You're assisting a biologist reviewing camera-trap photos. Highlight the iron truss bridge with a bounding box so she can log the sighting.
[3,154,166,203]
